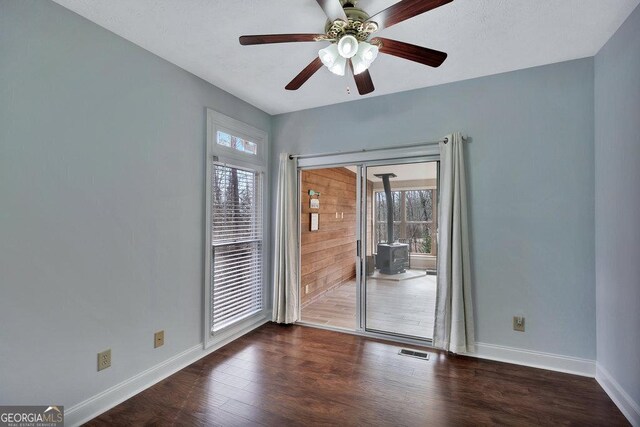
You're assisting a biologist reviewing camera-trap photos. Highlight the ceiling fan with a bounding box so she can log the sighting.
[239,0,452,95]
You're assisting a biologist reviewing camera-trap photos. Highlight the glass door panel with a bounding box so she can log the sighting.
[364,161,438,340]
[299,166,359,330]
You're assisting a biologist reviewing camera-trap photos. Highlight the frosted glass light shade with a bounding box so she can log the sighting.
[351,55,367,75]
[328,56,347,76]
[337,35,358,58]
[351,42,379,75]
[319,44,340,68]
[358,42,378,62]
[319,44,347,76]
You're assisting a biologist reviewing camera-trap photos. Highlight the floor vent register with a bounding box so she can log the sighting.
[399,349,430,360]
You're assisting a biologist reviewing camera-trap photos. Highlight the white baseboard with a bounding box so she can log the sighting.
[596,364,640,426]
[65,316,269,427]
[297,322,597,378]
[466,342,596,377]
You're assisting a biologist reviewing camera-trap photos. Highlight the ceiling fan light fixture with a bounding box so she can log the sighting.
[352,42,379,75]
[357,41,379,62]
[319,44,340,68]
[328,55,347,76]
[241,0,452,94]
[351,55,367,75]
[319,44,347,75]
[337,34,358,58]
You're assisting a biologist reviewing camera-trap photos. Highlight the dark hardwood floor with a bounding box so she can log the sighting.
[86,323,628,426]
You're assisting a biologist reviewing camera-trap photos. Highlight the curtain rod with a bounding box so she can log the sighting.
[289,136,466,160]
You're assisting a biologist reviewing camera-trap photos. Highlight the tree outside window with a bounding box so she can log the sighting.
[374,189,437,255]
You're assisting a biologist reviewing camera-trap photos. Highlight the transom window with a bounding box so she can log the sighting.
[216,130,258,155]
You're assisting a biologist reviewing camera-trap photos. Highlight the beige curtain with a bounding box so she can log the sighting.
[272,153,299,323]
[433,132,475,353]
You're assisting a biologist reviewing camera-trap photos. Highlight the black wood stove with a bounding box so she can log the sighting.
[374,173,409,275]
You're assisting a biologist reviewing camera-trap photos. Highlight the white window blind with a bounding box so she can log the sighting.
[210,164,263,332]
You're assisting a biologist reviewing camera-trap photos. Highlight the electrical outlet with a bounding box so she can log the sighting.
[154,330,165,348]
[97,349,111,371]
[513,316,525,332]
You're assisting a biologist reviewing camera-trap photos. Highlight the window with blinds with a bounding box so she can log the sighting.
[210,164,263,332]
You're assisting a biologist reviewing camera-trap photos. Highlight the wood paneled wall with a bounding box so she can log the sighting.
[301,168,356,307]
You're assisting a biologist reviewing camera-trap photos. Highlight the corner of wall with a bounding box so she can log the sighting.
[596,364,640,426]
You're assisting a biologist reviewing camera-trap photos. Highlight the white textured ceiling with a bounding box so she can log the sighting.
[52,0,639,115]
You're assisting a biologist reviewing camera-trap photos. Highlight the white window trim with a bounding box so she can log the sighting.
[204,109,269,349]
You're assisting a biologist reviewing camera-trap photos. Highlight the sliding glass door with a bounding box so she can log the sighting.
[294,144,440,343]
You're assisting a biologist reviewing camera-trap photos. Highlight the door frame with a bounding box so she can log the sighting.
[295,144,440,346]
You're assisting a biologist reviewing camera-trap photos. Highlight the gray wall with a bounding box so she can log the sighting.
[595,3,640,409]
[0,0,270,407]
[273,58,596,359]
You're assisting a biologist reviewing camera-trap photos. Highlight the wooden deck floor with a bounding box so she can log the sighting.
[301,271,436,339]
[87,323,628,426]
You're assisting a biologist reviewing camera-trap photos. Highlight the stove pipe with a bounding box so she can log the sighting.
[374,173,397,244]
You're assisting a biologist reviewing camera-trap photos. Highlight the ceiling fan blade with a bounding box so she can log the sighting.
[285,57,324,91]
[367,0,453,31]
[314,0,348,21]
[239,34,324,45]
[350,61,375,95]
[372,37,447,67]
